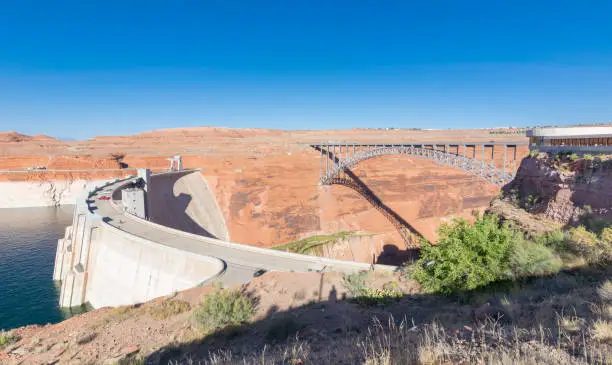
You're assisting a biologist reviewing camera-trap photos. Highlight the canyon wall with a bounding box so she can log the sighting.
[0,171,133,208]
[0,179,109,208]
[503,155,612,225]
[184,149,509,261]
[1,128,528,254]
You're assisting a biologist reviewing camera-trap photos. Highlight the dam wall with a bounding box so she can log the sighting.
[53,177,226,308]
[54,169,395,309]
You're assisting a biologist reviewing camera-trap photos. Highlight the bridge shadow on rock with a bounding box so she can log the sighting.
[312,145,425,249]
[376,244,420,265]
[142,264,611,364]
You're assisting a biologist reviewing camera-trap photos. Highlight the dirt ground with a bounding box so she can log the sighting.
[0,270,417,364]
[3,264,610,365]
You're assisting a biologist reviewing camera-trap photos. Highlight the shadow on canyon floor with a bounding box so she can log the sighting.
[143,264,611,364]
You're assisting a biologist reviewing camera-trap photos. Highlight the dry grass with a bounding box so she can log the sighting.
[157,264,612,365]
[147,299,192,320]
[92,305,140,330]
[598,280,612,302]
[593,320,612,343]
[559,315,583,333]
[192,288,256,332]
[168,315,612,364]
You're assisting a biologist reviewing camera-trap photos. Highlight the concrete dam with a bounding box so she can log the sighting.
[53,169,394,309]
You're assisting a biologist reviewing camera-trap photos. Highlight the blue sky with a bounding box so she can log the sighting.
[1,1,611,139]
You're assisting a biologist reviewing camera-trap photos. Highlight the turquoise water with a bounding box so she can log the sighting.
[0,206,75,330]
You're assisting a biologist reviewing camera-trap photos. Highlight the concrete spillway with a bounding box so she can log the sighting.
[53,169,394,309]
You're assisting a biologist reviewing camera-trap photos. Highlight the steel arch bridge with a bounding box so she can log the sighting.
[310,141,526,247]
[312,142,526,188]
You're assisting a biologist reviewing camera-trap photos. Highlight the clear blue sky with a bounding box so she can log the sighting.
[1,1,611,139]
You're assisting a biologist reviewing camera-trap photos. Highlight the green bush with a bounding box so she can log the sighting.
[343,271,368,297]
[353,287,402,306]
[508,239,562,279]
[147,299,192,320]
[563,226,612,262]
[567,226,599,247]
[272,232,352,255]
[0,331,20,348]
[533,229,565,250]
[529,149,539,158]
[569,153,579,161]
[413,215,515,294]
[343,272,402,306]
[601,227,612,246]
[193,288,256,332]
[584,154,594,161]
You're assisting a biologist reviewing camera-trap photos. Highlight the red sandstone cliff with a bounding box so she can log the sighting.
[501,153,612,226]
[0,127,528,251]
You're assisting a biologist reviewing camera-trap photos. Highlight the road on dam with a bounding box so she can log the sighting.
[88,172,392,288]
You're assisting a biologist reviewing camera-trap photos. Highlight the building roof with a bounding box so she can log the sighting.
[527,126,612,138]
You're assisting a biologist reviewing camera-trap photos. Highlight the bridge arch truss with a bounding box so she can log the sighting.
[312,142,526,188]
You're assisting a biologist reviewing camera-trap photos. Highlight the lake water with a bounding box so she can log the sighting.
[0,206,76,330]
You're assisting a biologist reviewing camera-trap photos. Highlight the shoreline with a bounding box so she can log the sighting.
[0,180,110,208]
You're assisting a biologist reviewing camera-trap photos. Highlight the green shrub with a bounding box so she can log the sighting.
[272,232,352,255]
[578,206,610,235]
[413,215,515,294]
[353,287,402,306]
[400,263,416,279]
[529,149,539,158]
[584,154,594,161]
[569,153,579,161]
[523,193,540,210]
[601,227,612,246]
[533,229,565,250]
[147,299,192,320]
[193,288,256,332]
[508,239,562,279]
[563,226,611,262]
[343,271,368,297]
[343,272,402,306]
[567,226,599,247]
[0,331,20,348]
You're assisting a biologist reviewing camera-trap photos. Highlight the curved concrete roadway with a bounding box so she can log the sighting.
[88,176,394,287]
